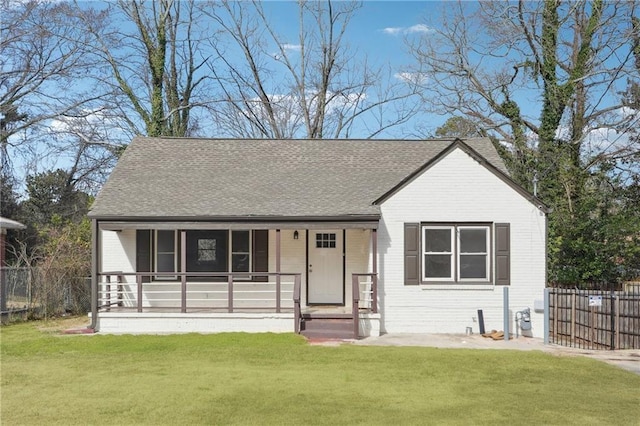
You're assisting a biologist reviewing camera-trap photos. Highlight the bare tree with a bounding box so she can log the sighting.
[73,0,212,137]
[0,0,100,177]
[47,113,124,195]
[201,0,421,139]
[409,0,639,192]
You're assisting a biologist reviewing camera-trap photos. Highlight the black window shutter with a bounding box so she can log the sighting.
[136,230,152,283]
[252,230,269,282]
[404,223,420,285]
[495,223,510,285]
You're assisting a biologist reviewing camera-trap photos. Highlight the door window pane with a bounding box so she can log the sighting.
[198,239,216,262]
[316,233,336,248]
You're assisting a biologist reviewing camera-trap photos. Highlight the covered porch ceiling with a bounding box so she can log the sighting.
[97,218,380,231]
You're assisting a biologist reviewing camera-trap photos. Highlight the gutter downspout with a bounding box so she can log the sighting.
[89,219,99,330]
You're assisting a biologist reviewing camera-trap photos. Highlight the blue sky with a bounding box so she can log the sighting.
[238,1,447,137]
[262,1,434,74]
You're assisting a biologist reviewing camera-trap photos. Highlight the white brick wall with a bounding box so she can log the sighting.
[345,229,371,308]
[100,229,136,278]
[378,148,547,337]
[269,229,307,302]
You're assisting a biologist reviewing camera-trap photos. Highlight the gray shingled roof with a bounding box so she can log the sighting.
[88,137,508,219]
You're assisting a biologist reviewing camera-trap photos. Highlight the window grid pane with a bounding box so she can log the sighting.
[197,239,216,262]
[316,233,336,248]
[424,254,452,278]
[422,227,453,280]
[231,230,251,273]
[457,227,489,281]
[155,230,176,278]
[459,254,487,279]
[459,229,487,253]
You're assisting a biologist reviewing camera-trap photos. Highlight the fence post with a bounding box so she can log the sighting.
[544,288,550,345]
[570,292,576,343]
[590,301,596,350]
[610,283,615,350]
[615,295,620,349]
[553,290,558,345]
[0,267,6,312]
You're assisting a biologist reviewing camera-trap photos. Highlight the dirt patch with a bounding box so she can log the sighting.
[36,316,91,334]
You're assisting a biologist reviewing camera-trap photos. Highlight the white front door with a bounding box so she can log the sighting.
[308,230,344,304]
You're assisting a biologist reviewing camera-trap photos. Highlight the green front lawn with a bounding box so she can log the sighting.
[1,319,639,425]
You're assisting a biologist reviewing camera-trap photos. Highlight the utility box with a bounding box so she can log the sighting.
[534,299,544,313]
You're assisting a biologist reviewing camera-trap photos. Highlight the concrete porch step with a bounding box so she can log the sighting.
[300,315,355,340]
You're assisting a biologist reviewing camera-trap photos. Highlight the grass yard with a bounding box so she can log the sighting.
[1,318,639,425]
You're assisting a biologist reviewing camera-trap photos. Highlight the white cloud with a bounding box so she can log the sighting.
[406,24,432,34]
[394,72,428,84]
[281,43,302,52]
[382,27,403,36]
[382,24,432,36]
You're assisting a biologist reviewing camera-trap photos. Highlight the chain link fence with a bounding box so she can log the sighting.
[1,267,91,324]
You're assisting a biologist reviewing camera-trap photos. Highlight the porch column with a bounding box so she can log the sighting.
[372,228,378,314]
[181,230,187,313]
[89,219,99,329]
[276,229,281,312]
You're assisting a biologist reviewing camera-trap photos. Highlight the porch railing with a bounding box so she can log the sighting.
[97,272,302,315]
[352,273,378,337]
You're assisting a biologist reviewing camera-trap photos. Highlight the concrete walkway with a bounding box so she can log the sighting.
[349,333,640,375]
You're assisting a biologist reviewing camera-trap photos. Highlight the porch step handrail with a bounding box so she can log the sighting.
[351,273,378,338]
[293,274,301,334]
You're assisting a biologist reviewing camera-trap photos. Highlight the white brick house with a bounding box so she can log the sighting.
[88,137,547,338]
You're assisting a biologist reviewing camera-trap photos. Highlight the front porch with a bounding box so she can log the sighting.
[92,222,380,337]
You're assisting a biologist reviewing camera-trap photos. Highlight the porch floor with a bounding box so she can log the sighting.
[94,305,380,337]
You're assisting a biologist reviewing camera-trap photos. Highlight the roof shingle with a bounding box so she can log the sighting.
[89,137,508,219]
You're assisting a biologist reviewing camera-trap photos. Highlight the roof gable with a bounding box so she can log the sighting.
[374,139,548,212]
[89,137,511,219]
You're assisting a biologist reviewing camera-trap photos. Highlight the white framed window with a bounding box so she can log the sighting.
[155,230,177,279]
[457,226,490,281]
[422,225,490,283]
[422,226,455,281]
[231,230,251,273]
